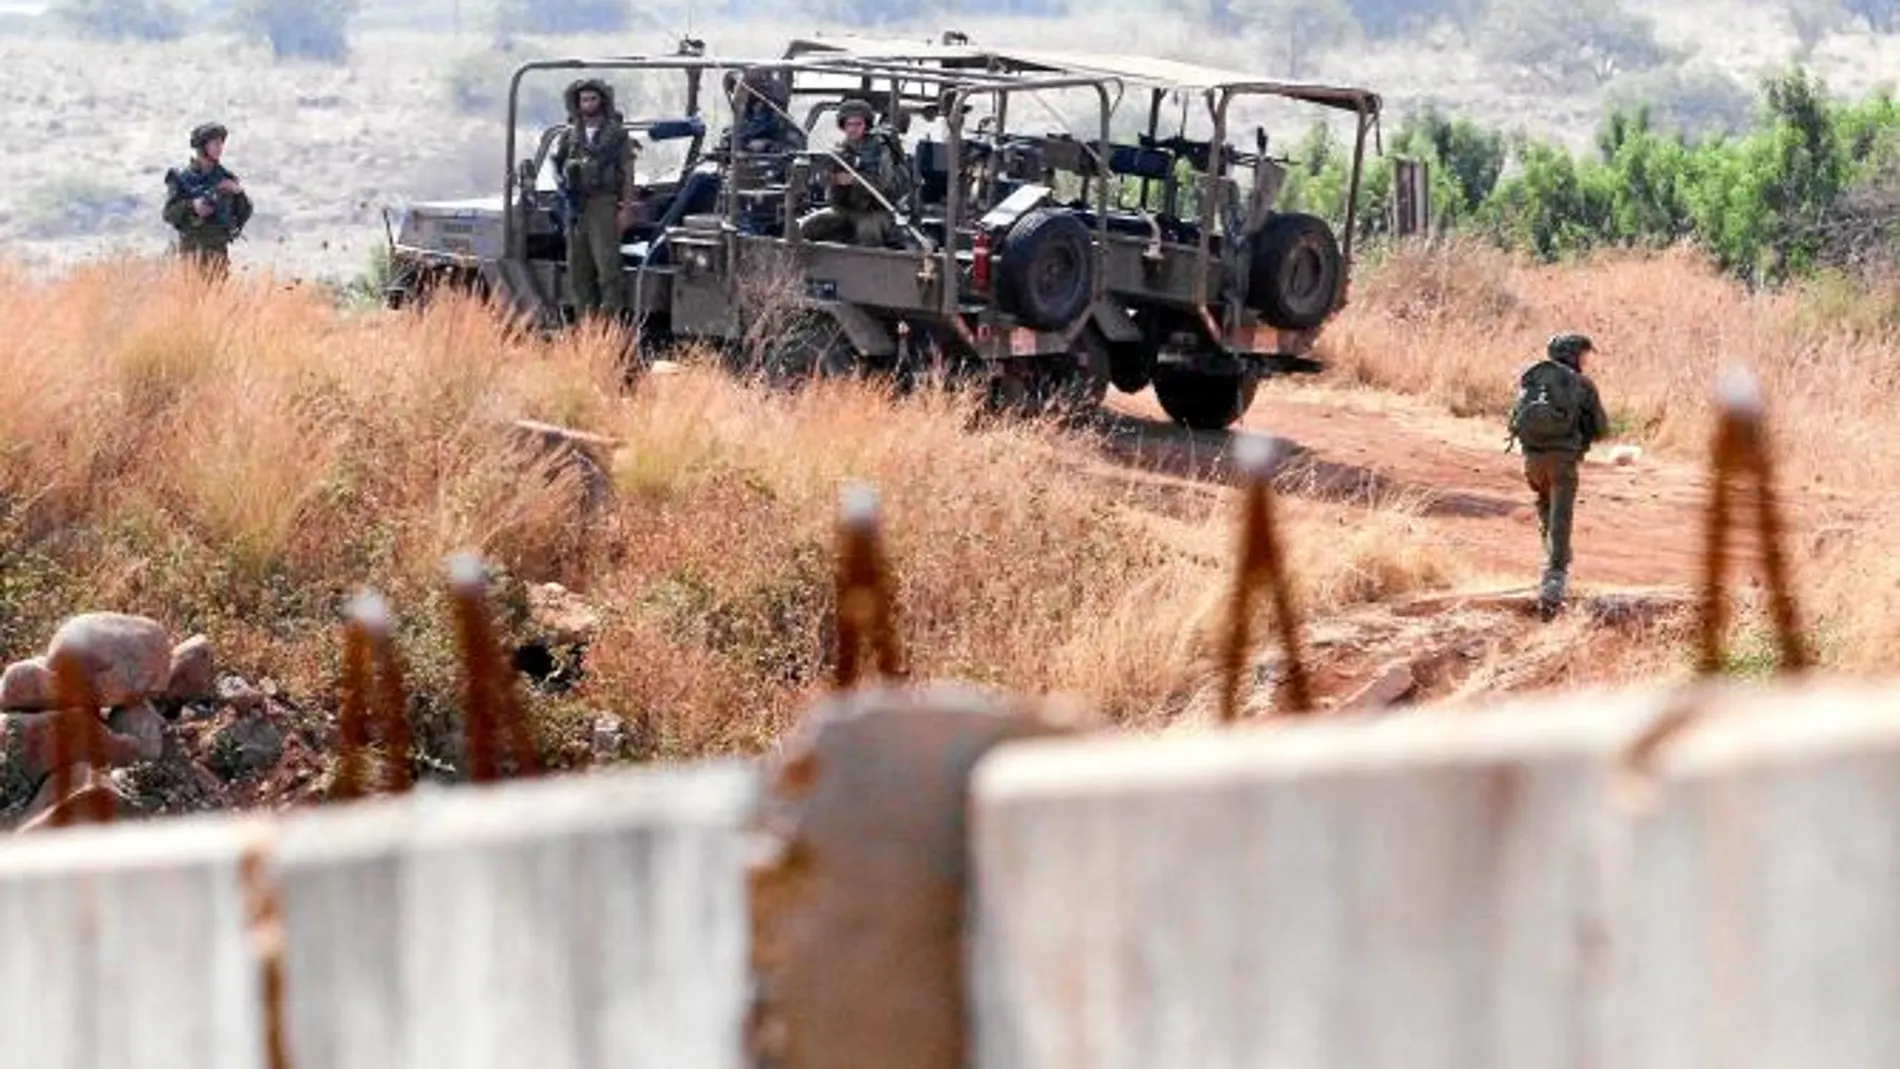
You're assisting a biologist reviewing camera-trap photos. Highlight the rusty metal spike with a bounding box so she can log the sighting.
[371,626,415,795]
[833,482,903,689]
[44,649,111,827]
[238,841,293,1069]
[1218,435,1314,723]
[1696,367,1809,677]
[331,610,375,802]
[447,553,501,783]
[445,553,540,782]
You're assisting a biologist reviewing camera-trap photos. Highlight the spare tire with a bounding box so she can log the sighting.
[1246,212,1343,330]
[995,208,1094,331]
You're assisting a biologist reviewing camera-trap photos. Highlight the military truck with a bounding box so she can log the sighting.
[381,45,726,315]
[388,48,1133,417]
[781,35,1383,429]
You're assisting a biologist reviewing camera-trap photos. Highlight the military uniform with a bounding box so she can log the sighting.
[161,122,253,280]
[798,100,902,248]
[1509,332,1611,618]
[724,67,802,154]
[552,78,641,321]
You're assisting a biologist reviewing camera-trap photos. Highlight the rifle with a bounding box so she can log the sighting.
[556,158,584,234]
[167,165,247,238]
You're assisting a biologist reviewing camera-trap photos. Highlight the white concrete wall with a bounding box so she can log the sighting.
[0,760,758,1069]
[0,813,272,1069]
[966,681,1900,1069]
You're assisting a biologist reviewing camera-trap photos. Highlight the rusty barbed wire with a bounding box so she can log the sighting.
[1695,367,1810,677]
[447,553,541,783]
[1218,434,1314,722]
[833,482,904,689]
[44,648,111,827]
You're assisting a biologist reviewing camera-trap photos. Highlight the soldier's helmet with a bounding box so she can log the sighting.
[1547,331,1594,366]
[836,99,876,128]
[190,122,228,150]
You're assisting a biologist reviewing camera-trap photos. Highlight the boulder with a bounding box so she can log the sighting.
[207,711,283,780]
[530,582,602,646]
[0,657,53,711]
[106,701,167,762]
[1,711,148,784]
[164,634,217,703]
[45,611,172,707]
[14,762,127,832]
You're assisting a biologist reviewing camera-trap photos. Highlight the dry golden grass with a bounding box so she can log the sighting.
[1330,235,1900,671]
[1331,236,1899,493]
[0,255,1472,769]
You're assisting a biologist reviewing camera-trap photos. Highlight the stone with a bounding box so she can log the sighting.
[2,711,149,785]
[530,582,603,646]
[591,712,627,760]
[45,611,173,707]
[0,657,54,711]
[1336,660,1417,711]
[164,634,217,703]
[106,701,167,762]
[207,712,283,780]
[15,762,127,831]
[217,674,265,713]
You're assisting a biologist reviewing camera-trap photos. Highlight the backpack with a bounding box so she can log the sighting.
[1508,359,1581,451]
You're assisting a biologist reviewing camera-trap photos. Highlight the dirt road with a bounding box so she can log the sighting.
[1098,383,1860,597]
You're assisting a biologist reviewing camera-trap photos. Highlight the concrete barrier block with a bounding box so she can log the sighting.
[968,689,1677,1069]
[0,814,272,1069]
[269,760,757,1069]
[1603,682,1900,1069]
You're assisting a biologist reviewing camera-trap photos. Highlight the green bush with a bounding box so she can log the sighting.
[1274,66,1900,288]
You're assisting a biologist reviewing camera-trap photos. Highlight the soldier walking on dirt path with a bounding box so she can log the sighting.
[162,121,253,281]
[798,99,903,248]
[553,78,641,325]
[1507,332,1611,620]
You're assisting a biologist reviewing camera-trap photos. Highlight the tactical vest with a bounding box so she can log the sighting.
[563,118,632,198]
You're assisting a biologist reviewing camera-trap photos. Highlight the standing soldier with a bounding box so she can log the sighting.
[1507,332,1612,620]
[161,121,253,280]
[551,78,640,325]
[798,99,905,248]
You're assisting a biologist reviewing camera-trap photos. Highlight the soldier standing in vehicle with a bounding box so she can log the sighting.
[1507,332,1612,620]
[161,122,253,280]
[798,99,901,248]
[552,78,641,324]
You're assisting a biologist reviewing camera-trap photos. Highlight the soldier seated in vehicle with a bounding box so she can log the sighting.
[722,67,803,156]
[797,99,908,248]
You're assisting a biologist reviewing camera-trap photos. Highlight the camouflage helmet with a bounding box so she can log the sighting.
[836,99,875,127]
[1547,331,1594,366]
[190,122,228,150]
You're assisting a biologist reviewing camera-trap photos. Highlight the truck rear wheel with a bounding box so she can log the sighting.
[1152,366,1260,430]
[995,208,1094,331]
